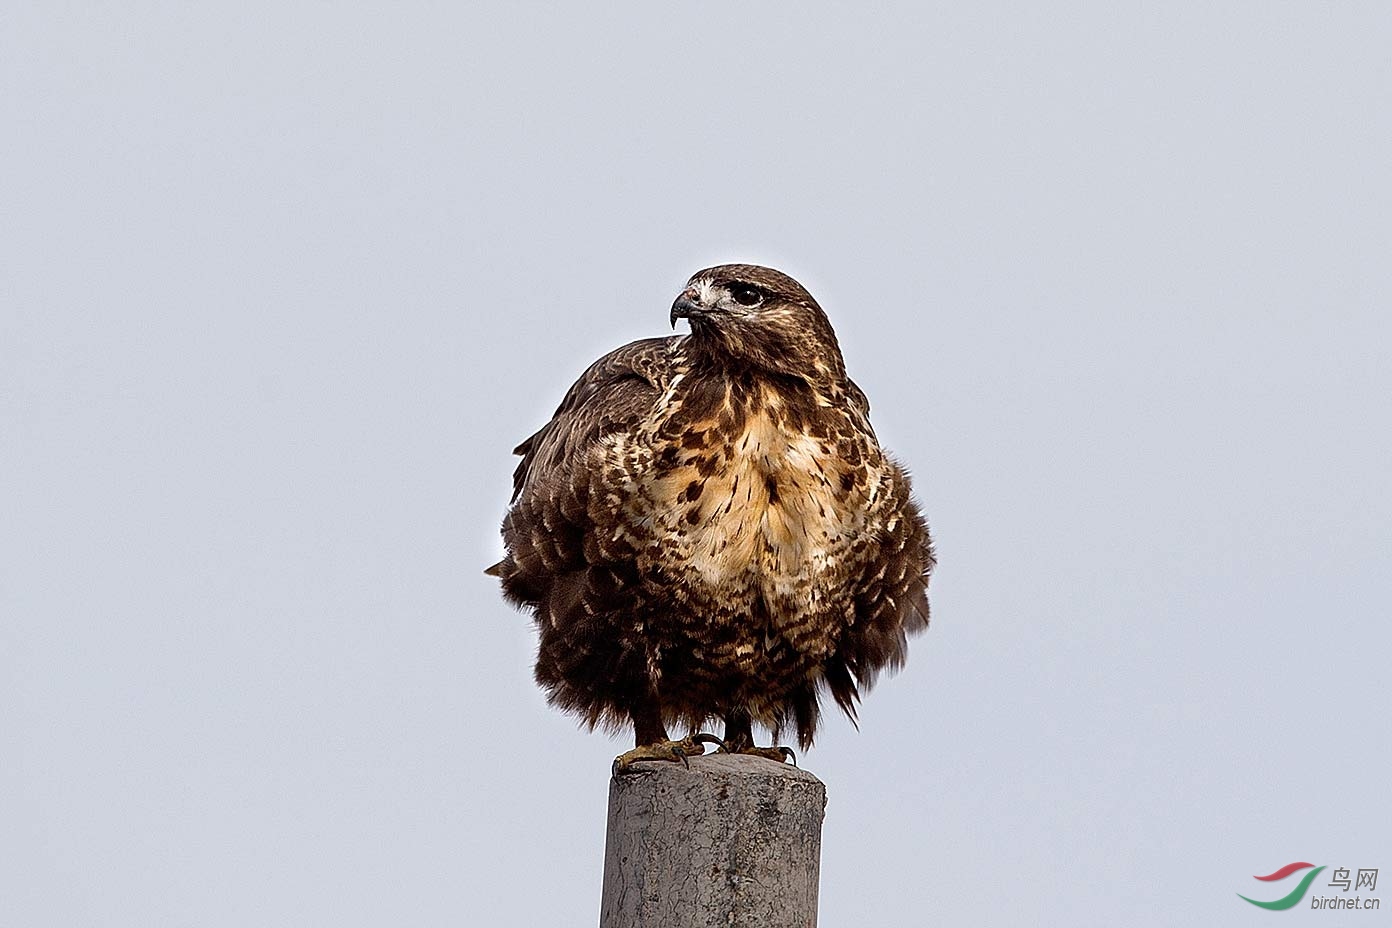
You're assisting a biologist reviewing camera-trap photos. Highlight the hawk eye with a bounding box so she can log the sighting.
[731,285,764,307]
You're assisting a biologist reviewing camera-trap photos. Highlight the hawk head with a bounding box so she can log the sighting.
[670,264,845,382]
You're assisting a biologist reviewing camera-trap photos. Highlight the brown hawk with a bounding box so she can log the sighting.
[488,264,934,769]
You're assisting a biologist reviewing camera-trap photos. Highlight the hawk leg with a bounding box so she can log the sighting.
[612,701,720,773]
[716,710,796,766]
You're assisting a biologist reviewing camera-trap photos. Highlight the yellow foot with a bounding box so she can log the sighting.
[718,743,797,766]
[612,734,721,773]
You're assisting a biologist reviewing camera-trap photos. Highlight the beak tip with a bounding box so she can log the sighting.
[670,294,699,330]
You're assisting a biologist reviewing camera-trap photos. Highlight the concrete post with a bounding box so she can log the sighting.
[599,754,827,928]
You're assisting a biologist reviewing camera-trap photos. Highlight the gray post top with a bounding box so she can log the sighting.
[600,755,827,928]
[610,752,827,790]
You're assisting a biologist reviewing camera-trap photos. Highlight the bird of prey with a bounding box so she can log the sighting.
[488,264,934,770]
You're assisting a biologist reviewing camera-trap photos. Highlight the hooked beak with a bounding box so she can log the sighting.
[670,293,703,329]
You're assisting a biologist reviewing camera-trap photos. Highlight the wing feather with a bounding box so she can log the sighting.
[508,336,676,500]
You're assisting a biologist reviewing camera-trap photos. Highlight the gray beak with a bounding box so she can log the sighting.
[670,295,702,329]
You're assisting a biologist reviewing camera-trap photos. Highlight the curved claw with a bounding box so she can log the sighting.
[711,741,797,766]
[613,735,710,774]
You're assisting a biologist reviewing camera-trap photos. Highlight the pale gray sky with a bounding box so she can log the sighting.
[4,4,1389,926]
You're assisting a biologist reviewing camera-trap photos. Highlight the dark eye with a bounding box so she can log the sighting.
[731,285,764,307]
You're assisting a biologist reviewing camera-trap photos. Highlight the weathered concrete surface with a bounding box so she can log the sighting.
[599,754,827,928]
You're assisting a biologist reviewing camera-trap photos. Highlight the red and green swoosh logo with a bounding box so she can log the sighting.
[1239,862,1326,910]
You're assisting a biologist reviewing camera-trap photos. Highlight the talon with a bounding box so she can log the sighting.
[613,736,709,773]
[713,740,797,765]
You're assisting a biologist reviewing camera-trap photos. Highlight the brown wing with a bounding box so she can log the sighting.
[488,336,675,593]
[491,337,679,731]
[506,336,676,502]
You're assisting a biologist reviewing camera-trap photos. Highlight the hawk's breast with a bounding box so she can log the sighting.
[634,387,872,623]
